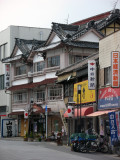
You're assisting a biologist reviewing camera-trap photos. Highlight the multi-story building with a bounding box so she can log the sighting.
[0,26,50,135]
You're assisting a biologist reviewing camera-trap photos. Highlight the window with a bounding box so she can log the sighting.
[64,83,73,97]
[16,65,27,76]
[37,61,45,72]
[104,67,111,85]
[47,56,60,67]
[48,85,62,100]
[13,92,27,103]
[34,90,45,102]
[69,55,82,65]
[0,75,4,90]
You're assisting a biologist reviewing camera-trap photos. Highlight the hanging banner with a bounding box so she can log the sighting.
[88,60,96,90]
[111,51,119,87]
[115,111,120,139]
[5,64,10,88]
[109,112,118,145]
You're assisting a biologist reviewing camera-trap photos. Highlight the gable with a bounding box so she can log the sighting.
[101,22,120,36]
[16,48,23,56]
[77,31,100,42]
[51,35,61,43]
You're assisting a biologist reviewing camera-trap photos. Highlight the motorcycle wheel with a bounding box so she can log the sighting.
[101,145,108,153]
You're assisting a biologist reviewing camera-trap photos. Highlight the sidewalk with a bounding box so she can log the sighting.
[0,136,24,141]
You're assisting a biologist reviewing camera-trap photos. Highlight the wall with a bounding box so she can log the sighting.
[99,30,120,69]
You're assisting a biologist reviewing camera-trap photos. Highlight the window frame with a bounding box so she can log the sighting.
[47,55,60,67]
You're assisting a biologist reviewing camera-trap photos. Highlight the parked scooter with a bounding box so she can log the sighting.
[96,135,109,153]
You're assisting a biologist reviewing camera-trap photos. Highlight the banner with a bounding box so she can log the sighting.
[111,51,119,87]
[98,87,120,109]
[73,80,95,104]
[5,64,10,88]
[109,112,118,145]
[88,60,96,90]
[115,111,120,139]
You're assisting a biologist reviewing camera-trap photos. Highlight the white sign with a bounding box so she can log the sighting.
[24,111,28,119]
[5,64,10,88]
[88,60,96,90]
[67,106,74,117]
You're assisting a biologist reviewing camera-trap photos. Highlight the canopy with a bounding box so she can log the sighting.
[86,109,117,117]
[64,106,93,118]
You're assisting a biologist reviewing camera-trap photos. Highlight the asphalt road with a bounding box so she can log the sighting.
[0,140,119,160]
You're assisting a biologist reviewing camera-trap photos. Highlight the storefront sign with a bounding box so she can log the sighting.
[2,119,16,137]
[24,111,28,119]
[115,111,120,139]
[88,60,96,90]
[98,87,120,109]
[73,80,95,104]
[109,112,118,145]
[67,106,74,117]
[5,64,10,88]
[111,51,119,87]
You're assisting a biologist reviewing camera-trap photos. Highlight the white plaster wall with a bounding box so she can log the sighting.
[12,79,29,86]
[99,30,120,69]
[79,32,100,42]
[51,35,60,43]
[33,54,44,63]
[33,72,57,83]
[16,49,22,56]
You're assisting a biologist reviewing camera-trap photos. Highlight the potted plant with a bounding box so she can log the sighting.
[28,132,34,142]
[24,132,28,141]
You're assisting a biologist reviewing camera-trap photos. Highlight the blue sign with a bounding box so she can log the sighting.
[109,112,118,145]
[45,105,47,112]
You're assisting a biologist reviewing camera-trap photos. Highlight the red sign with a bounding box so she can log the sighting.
[112,51,119,87]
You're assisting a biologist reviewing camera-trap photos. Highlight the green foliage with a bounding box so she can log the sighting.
[24,132,28,138]
[29,132,34,138]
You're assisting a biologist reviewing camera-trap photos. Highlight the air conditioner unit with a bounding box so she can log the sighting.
[28,72,32,77]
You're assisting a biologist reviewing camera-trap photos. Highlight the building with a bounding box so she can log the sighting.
[0,26,50,136]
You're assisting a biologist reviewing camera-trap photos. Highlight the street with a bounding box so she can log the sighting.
[0,140,119,160]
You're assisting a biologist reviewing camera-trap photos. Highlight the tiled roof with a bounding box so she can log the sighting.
[8,78,57,91]
[65,41,99,49]
[56,52,99,76]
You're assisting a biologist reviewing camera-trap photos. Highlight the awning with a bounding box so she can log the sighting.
[74,106,93,117]
[33,105,51,114]
[64,106,93,118]
[7,78,57,91]
[86,109,117,117]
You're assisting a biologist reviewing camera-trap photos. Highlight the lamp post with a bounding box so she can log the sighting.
[77,85,81,133]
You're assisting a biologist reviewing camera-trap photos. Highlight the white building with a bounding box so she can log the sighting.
[0,25,50,132]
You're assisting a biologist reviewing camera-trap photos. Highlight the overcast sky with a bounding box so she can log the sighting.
[0,0,120,31]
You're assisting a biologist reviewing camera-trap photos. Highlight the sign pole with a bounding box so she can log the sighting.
[45,105,47,139]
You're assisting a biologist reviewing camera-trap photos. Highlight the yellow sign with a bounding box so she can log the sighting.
[73,80,95,104]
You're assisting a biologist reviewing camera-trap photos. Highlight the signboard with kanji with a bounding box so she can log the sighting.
[5,64,10,88]
[109,112,118,145]
[111,51,119,87]
[88,60,96,90]
[73,80,95,104]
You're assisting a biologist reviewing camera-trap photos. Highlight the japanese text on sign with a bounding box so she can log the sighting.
[88,60,96,90]
[111,51,119,87]
[5,64,10,88]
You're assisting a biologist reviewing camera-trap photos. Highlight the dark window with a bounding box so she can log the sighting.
[47,56,60,67]
[0,75,4,90]
[16,65,27,76]
[64,83,73,97]
[104,67,111,85]
[37,61,45,72]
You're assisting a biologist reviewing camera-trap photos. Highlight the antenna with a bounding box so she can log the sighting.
[65,14,69,24]
[112,0,119,11]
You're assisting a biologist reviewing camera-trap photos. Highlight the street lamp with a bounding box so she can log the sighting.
[77,85,81,133]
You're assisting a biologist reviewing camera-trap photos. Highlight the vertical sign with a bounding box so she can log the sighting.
[5,64,10,88]
[24,111,28,119]
[116,111,120,138]
[111,51,119,87]
[109,112,118,145]
[88,60,96,90]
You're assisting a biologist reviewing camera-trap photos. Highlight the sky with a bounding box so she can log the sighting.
[0,0,120,31]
